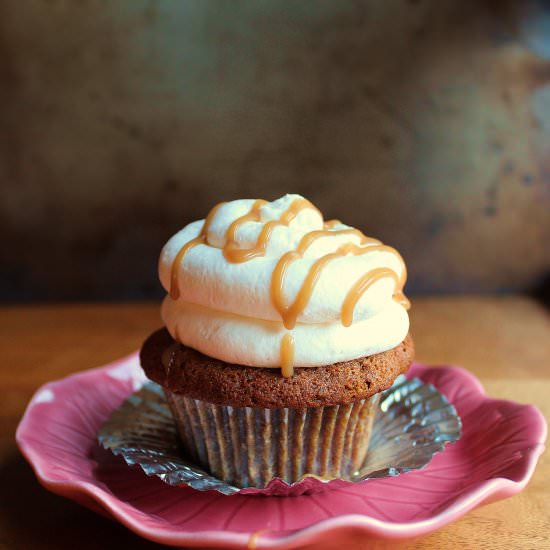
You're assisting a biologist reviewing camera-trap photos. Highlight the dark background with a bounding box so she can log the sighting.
[1,0,549,302]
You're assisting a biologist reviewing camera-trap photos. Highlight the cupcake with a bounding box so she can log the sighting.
[140,194,414,487]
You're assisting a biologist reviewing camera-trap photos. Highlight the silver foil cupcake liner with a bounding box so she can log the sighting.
[164,392,380,488]
[98,375,461,496]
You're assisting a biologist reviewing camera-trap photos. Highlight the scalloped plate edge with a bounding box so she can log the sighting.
[16,359,547,549]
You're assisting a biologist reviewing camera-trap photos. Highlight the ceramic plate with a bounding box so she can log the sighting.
[16,354,547,549]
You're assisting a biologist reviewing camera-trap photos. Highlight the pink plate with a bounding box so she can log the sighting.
[16,355,546,549]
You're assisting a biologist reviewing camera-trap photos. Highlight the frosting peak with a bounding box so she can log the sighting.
[159,194,410,375]
[206,195,323,256]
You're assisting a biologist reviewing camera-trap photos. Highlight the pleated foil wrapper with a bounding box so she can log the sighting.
[164,392,379,489]
[98,376,461,496]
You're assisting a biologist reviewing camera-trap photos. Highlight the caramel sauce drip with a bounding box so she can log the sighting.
[169,202,226,299]
[341,267,398,326]
[168,197,409,376]
[324,219,341,229]
[270,232,406,330]
[223,198,317,263]
[395,292,411,310]
[170,198,315,298]
[280,332,295,378]
[169,237,204,300]
[223,199,267,262]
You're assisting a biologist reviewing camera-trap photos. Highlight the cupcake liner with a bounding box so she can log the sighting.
[98,375,462,496]
[164,392,380,488]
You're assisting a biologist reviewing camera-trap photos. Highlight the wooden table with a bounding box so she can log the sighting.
[1,297,548,549]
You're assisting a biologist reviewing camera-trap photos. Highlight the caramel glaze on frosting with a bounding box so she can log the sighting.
[166,196,410,377]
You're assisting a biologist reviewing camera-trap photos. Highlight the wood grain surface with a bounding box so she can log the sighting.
[0,296,548,549]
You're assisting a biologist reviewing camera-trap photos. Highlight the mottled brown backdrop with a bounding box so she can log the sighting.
[1,0,549,301]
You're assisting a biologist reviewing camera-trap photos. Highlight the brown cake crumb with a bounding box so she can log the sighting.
[140,328,414,409]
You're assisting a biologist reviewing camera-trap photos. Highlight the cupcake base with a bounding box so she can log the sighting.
[139,328,414,487]
[98,376,462,496]
[165,391,380,488]
[140,328,415,409]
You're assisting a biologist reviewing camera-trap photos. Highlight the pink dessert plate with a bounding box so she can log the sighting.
[16,354,546,549]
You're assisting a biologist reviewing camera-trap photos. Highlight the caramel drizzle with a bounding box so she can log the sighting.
[169,202,226,299]
[170,198,316,298]
[280,332,295,377]
[341,267,398,326]
[170,199,317,300]
[169,197,409,377]
[324,218,341,229]
[224,198,317,263]
[223,199,268,262]
[271,232,406,330]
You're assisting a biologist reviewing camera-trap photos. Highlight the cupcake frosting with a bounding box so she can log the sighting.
[159,194,410,374]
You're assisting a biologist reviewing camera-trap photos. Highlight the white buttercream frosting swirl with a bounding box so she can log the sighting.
[159,194,409,368]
